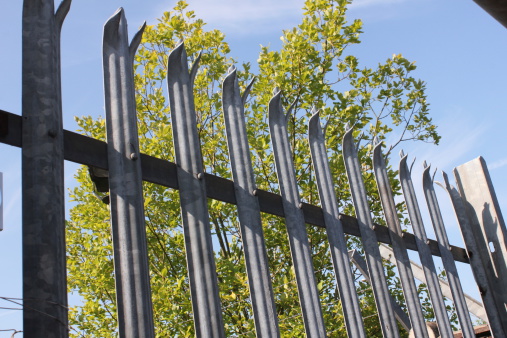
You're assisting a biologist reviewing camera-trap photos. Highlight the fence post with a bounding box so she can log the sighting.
[454,158,507,305]
[21,0,71,336]
[103,9,155,337]
[167,42,225,337]
[451,158,507,336]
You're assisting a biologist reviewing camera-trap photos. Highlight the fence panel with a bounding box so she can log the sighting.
[6,5,507,336]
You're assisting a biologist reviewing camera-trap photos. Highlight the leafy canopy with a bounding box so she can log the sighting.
[67,0,445,336]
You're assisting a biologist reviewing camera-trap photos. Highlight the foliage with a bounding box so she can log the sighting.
[67,0,449,336]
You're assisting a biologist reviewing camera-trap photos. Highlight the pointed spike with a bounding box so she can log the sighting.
[373,135,380,145]
[241,76,256,106]
[410,157,416,174]
[432,168,437,182]
[357,131,364,142]
[222,65,237,94]
[400,149,405,158]
[356,132,364,152]
[322,117,331,137]
[55,0,72,32]
[189,51,202,89]
[374,137,382,157]
[268,89,284,125]
[441,170,451,189]
[286,95,299,121]
[167,40,186,81]
[435,181,446,190]
[129,21,146,63]
[308,110,322,138]
[344,122,351,131]
[423,160,428,168]
[103,8,124,45]
[422,162,433,186]
[273,87,280,96]
[342,127,356,155]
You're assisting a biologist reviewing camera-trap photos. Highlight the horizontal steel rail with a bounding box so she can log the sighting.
[0,109,470,264]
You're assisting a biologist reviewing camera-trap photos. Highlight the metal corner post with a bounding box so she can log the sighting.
[21,0,71,336]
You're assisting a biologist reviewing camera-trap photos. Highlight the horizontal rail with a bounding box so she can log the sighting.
[0,109,470,263]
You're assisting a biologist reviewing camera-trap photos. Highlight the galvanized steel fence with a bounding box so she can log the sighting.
[1,1,507,337]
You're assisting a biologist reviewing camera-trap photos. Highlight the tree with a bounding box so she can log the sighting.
[67,0,444,336]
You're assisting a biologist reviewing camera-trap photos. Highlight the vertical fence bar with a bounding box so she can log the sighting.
[439,171,507,337]
[398,154,453,338]
[372,144,428,337]
[268,91,326,337]
[103,9,155,337]
[308,112,366,338]
[342,128,400,338]
[222,67,279,337]
[167,42,225,337]
[422,164,475,337]
[22,0,71,336]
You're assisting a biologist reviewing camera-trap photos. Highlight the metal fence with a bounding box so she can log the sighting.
[1,1,507,337]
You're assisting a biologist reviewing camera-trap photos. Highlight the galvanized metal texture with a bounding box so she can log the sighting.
[167,42,225,337]
[21,0,71,336]
[308,112,366,338]
[438,171,507,337]
[422,164,475,337]
[453,158,507,315]
[268,91,326,337]
[379,244,488,323]
[342,128,400,338]
[222,67,279,338]
[103,9,155,338]
[348,249,412,332]
[372,144,428,338]
[398,154,453,338]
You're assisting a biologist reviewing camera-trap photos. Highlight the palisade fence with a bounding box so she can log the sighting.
[1,1,507,337]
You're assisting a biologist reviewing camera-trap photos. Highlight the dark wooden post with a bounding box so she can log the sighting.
[22,0,71,336]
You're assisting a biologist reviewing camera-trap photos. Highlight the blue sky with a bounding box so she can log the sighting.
[1,0,506,335]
